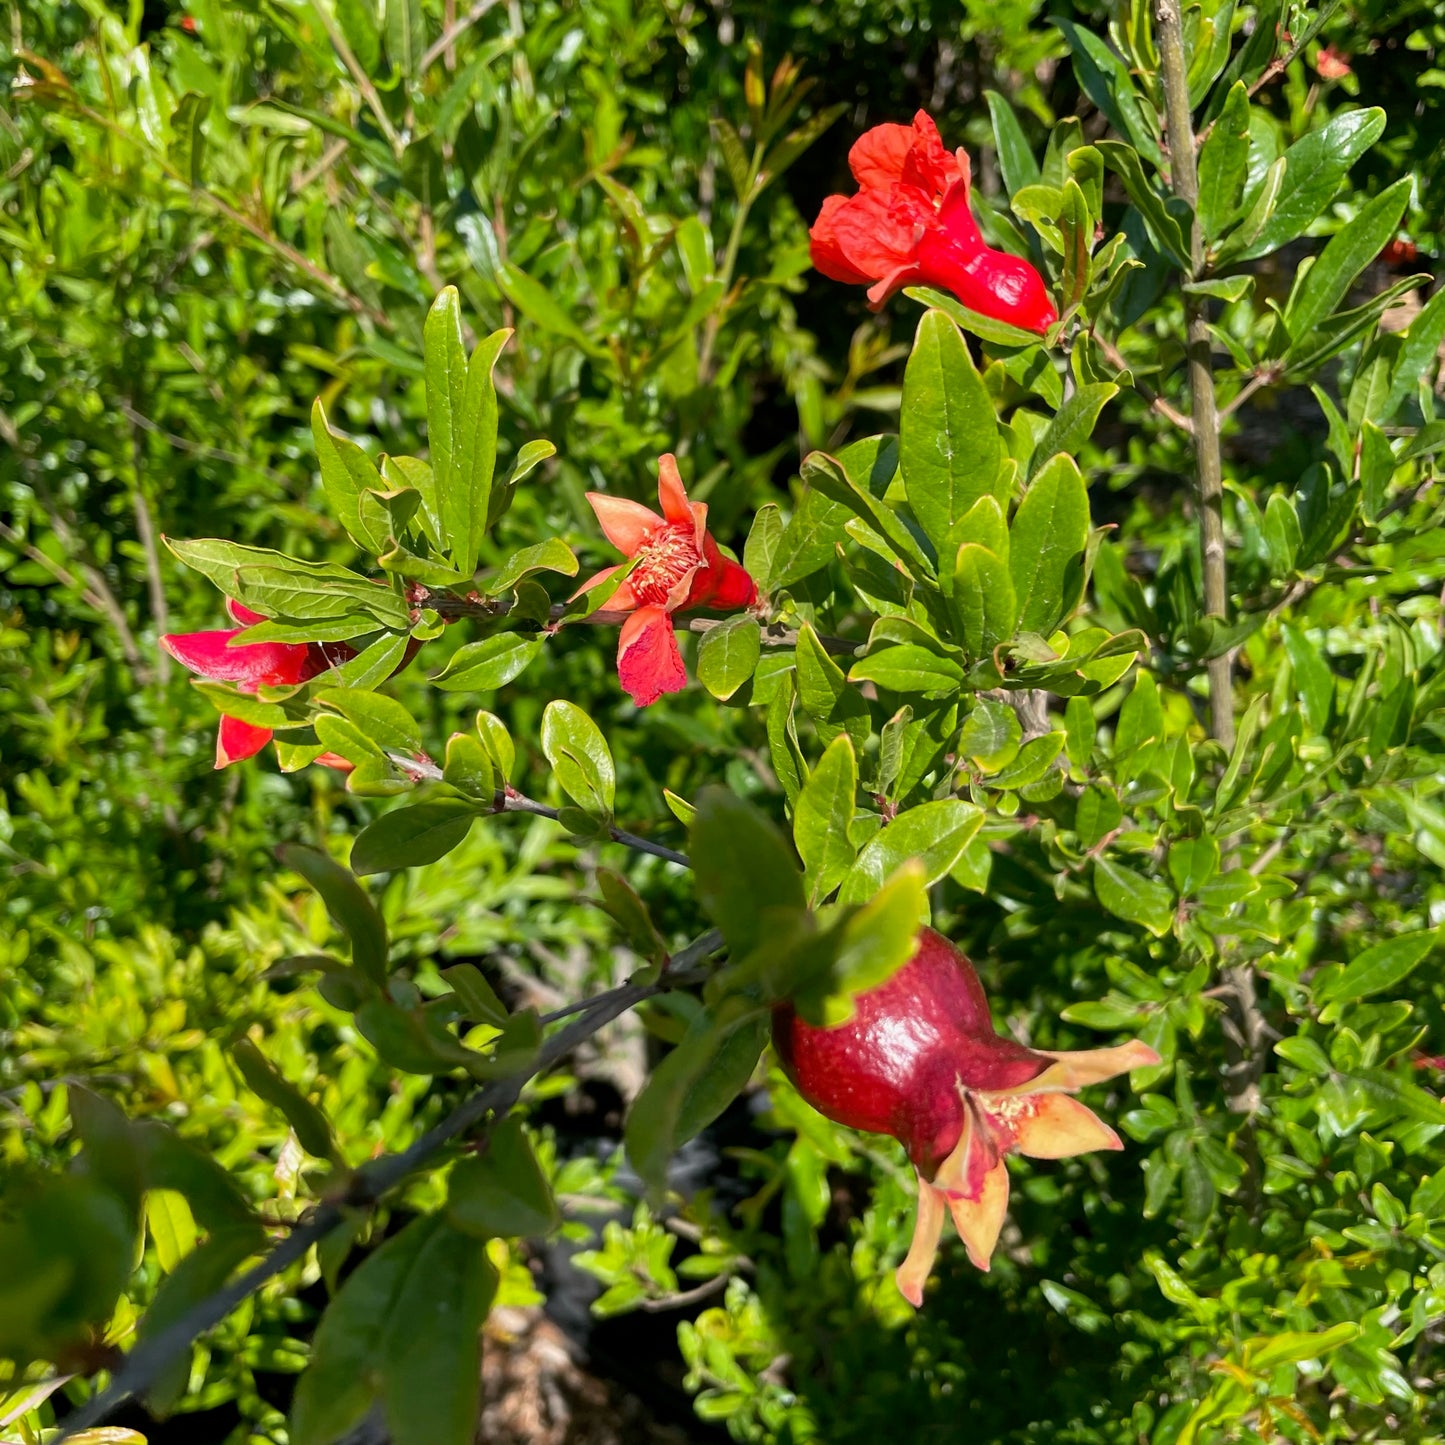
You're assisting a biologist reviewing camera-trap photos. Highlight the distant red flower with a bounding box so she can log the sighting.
[810,111,1057,334]
[1380,237,1418,268]
[1314,45,1352,80]
[161,601,354,768]
[573,454,757,707]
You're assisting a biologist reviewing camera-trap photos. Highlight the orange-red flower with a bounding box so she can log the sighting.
[574,454,757,707]
[1314,44,1352,80]
[772,928,1157,1305]
[810,110,1057,334]
[161,601,353,768]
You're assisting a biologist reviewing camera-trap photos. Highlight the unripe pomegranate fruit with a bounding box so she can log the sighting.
[772,928,1158,1306]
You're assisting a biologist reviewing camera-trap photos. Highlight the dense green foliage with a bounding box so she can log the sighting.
[5,2,1445,1443]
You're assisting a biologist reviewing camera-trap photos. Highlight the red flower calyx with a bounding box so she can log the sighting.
[161,600,353,769]
[809,110,1057,334]
[772,927,1158,1306]
[574,453,757,707]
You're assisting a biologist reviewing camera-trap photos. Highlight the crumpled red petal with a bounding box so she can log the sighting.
[161,628,312,688]
[616,604,688,706]
[215,713,272,769]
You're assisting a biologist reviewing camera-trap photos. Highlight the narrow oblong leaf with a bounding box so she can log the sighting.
[1322,931,1437,1005]
[450,328,513,577]
[312,400,389,553]
[1237,107,1387,261]
[433,633,542,692]
[951,544,1017,660]
[1009,453,1089,635]
[690,787,805,957]
[625,1004,768,1200]
[231,1038,339,1163]
[447,1118,559,1239]
[540,699,615,817]
[986,89,1042,198]
[900,309,1005,553]
[278,845,389,984]
[697,616,762,700]
[794,733,859,905]
[837,799,982,905]
[1284,179,1412,345]
[351,800,480,876]
[1197,82,1251,240]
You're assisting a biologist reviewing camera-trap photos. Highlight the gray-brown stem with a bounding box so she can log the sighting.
[1156,0,1234,751]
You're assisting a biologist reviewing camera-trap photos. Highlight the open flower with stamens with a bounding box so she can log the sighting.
[771,927,1158,1306]
[574,453,757,707]
[161,601,354,768]
[810,110,1057,334]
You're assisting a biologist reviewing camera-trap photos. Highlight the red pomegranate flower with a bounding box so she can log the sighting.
[809,111,1057,334]
[772,927,1158,1305]
[1314,44,1352,80]
[574,454,757,707]
[161,601,354,768]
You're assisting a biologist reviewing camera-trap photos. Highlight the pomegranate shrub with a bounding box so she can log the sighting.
[4,4,1445,1445]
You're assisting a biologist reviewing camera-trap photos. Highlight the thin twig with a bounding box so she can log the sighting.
[314,6,404,158]
[52,932,725,1442]
[418,0,504,71]
[1218,368,1279,421]
[19,82,390,329]
[1156,0,1234,750]
[290,136,350,196]
[119,402,293,487]
[128,414,170,682]
[381,764,692,868]
[420,592,862,658]
[0,517,144,673]
[1091,330,1194,435]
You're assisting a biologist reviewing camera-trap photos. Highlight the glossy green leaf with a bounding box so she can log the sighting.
[960,697,1023,771]
[796,623,870,747]
[540,700,615,817]
[1054,21,1163,167]
[951,544,1017,660]
[1027,383,1117,480]
[848,643,965,695]
[1094,856,1175,936]
[1284,179,1412,345]
[1009,453,1089,634]
[433,633,542,692]
[1197,82,1251,240]
[900,309,1005,553]
[232,1038,339,1162]
[823,861,928,1022]
[447,1119,559,1239]
[1383,284,1445,419]
[442,732,495,800]
[450,328,512,577]
[278,845,388,984]
[794,734,859,905]
[625,1004,768,1201]
[837,799,982,905]
[1237,108,1387,260]
[351,799,479,875]
[986,89,1042,198]
[311,400,388,554]
[690,787,805,957]
[486,538,577,594]
[697,616,762,700]
[166,538,409,627]
[1321,931,1437,1005]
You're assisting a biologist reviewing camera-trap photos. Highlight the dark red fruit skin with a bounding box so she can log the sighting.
[771,929,1048,1177]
